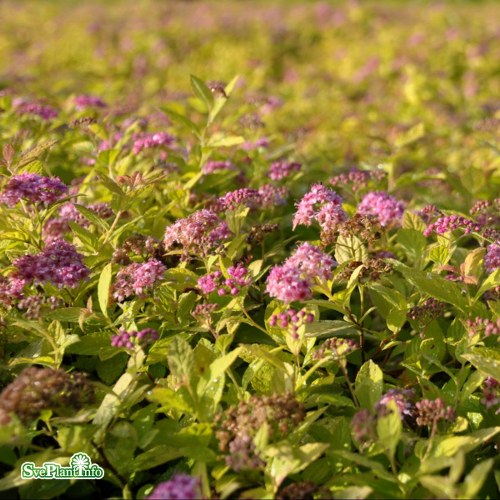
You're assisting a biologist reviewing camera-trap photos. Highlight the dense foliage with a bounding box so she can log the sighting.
[0,1,499,499]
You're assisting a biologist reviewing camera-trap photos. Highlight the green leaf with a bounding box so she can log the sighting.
[190,75,213,110]
[431,427,500,458]
[335,234,367,264]
[355,360,383,408]
[459,458,493,499]
[461,347,500,380]
[98,263,113,317]
[392,261,468,312]
[377,400,401,459]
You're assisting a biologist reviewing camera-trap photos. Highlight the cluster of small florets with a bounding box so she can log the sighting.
[217,188,261,211]
[329,168,386,193]
[423,215,481,237]
[351,409,378,445]
[258,184,289,207]
[43,202,114,242]
[268,160,301,180]
[357,191,404,227]
[111,328,159,348]
[198,264,251,296]
[14,99,58,120]
[466,317,500,339]
[0,276,24,307]
[470,198,500,228]
[0,367,94,425]
[241,137,270,151]
[202,160,237,175]
[147,474,201,500]
[73,94,106,110]
[417,204,441,224]
[408,298,446,326]
[277,481,331,500]
[163,209,231,256]
[375,389,415,419]
[132,132,174,155]
[215,394,305,471]
[336,214,382,244]
[484,242,500,272]
[266,243,336,303]
[1,173,68,207]
[13,240,90,289]
[293,184,347,233]
[314,337,358,360]
[113,259,166,302]
[246,223,280,244]
[18,294,63,320]
[481,377,499,412]
[112,234,161,265]
[269,308,314,338]
[415,398,455,427]
[337,258,392,283]
[192,303,218,330]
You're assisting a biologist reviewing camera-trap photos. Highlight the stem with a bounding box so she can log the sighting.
[242,306,268,334]
[339,361,359,407]
[102,210,123,245]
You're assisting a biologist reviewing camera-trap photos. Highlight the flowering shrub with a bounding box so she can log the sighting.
[0,1,499,499]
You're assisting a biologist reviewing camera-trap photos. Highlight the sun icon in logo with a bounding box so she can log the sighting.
[70,453,91,476]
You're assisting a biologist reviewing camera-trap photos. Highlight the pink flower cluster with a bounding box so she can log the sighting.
[466,317,500,338]
[202,160,237,175]
[164,209,231,255]
[423,214,481,237]
[481,377,499,412]
[132,132,174,155]
[43,202,113,242]
[74,94,106,110]
[269,307,314,338]
[148,474,201,500]
[111,328,159,348]
[113,259,166,301]
[268,160,301,180]
[241,137,269,151]
[1,173,68,207]
[218,188,261,211]
[415,398,455,426]
[293,184,346,231]
[375,389,414,419]
[258,184,289,207]
[266,243,336,303]
[13,240,89,289]
[14,99,58,120]
[198,264,251,296]
[484,242,500,272]
[329,168,386,192]
[357,191,404,227]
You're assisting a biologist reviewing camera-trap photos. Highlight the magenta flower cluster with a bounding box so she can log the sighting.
[43,202,113,242]
[268,160,301,180]
[269,307,314,338]
[164,209,231,255]
[13,240,89,289]
[357,191,404,227]
[14,99,58,120]
[1,173,68,207]
[132,132,174,155]
[466,317,500,338]
[481,377,499,412]
[113,259,166,302]
[257,184,289,207]
[375,389,414,419]
[198,264,251,296]
[423,214,481,237]
[218,188,261,211]
[202,160,237,175]
[266,243,336,303]
[293,184,346,230]
[73,94,106,110]
[147,474,201,500]
[111,328,159,348]
[329,168,386,192]
[415,398,455,426]
[484,242,500,272]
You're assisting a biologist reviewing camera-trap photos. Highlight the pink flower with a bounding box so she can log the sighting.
[74,94,106,110]
[113,259,166,301]
[484,242,500,272]
[268,160,301,180]
[284,243,336,281]
[358,191,404,227]
[132,132,174,155]
[1,173,68,207]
